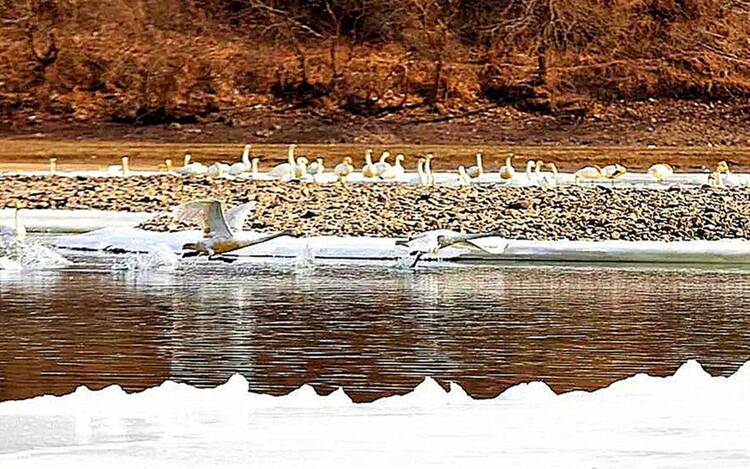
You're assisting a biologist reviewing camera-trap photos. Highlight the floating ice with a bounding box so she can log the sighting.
[1,360,748,468]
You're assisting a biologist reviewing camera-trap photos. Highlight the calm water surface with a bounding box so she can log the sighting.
[2,254,750,402]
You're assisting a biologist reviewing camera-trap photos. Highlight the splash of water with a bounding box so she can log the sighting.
[293,242,317,273]
[0,235,71,270]
[112,244,179,273]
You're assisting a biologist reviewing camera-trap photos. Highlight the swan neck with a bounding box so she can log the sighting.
[242,146,251,165]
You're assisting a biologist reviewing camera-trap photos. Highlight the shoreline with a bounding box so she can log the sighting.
[2,175,750,242]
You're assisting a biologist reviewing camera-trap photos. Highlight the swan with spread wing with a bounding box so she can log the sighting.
[173,200,300,261]
[395,229,507,268]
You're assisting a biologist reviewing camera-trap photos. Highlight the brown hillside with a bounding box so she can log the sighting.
[1,0,750,132]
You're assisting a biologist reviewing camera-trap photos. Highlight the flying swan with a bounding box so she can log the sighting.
[173,200,300,262]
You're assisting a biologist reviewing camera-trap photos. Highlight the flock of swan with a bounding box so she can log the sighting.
[34,144,746,188]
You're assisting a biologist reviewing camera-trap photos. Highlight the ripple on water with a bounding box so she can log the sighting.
[2,258,750,402]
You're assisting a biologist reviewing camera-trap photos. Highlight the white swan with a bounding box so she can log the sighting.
[334,157,354,183]
[380,154,405,180]
[499,156,515,182]
[601,164,627,181]
[374,151,392,178]
[536,161,559,187]
[714,161,746,187]
[362,149,378,178]
[0,206,26,240]
[467,153,484,179]
[269,144,297,179]
[425,154,436,185]
[207,162,230,178]
[575,165,604,183]
[307,157,325,180]
[228,145,253,175]
[524,160,537,184]
[406,158,428,185]
[174,200,300,261]
[107,156,131,176]
[395,229,503,267]
[648,163,673,182]
[176,154,208,176]
[457,166,471,186]
[293,157,309,179]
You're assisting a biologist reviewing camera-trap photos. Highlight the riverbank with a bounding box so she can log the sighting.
[2,175,749,241]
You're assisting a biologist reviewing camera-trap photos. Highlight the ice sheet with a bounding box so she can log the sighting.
[51,227,750,265]
[0,209,157,234]
[0,360,748,468]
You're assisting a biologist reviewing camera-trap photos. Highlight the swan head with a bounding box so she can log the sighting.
[534,160,544,174]
[395,153,405,164]
[183,154,192,166]
[717,161,730,174]
[525,160,535,173]
[343,156,353,165]
[611,164,626,177]
[297,156,309,165]
[165,159,173,171]
[547,162,558,175]
[379,151,391,163]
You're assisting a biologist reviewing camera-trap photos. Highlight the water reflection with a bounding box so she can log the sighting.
[2,257,750,402]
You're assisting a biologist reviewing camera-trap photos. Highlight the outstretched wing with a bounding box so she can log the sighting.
[172,200,232,238]
[225,202,257,234]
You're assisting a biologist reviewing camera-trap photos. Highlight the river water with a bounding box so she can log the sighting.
[2,253,750,403]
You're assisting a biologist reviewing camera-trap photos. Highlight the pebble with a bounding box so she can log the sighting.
[2,175,750,241]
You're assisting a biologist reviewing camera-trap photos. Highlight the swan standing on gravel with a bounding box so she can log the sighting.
[108,156,131,176]
[374,151,392,178]
[176,154,208,176]
[208,162,230,178]
[457,166,471,186]
[307,157,325,181]
[228,145,253,175]
[269,144,297,179]
[334,157,354,183]
[380,154,405,180]
[425,154,436,185]
[293,157,310,179]
[524,160,537,184]
[602,164,627,181]
[714,161,745,187]
[499,156,516,182]
[648,163,673,182]
[362,149,378,178]
[536,161,559,187]
[467,153,484,179]
[174,200,300,261]
[575,165,604,183]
